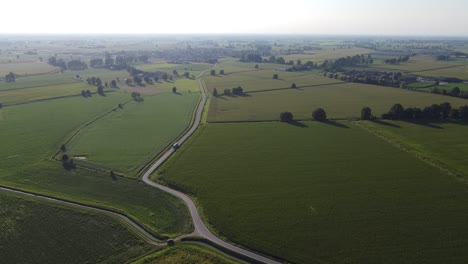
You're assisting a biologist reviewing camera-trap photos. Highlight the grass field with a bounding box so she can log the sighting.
[0,62,58,76]
[206,81,468,122]
[373,56,465,73]
[157,121,468,264]
[282,47,373,63]
[0,73,81,91]
[0,95,190,237]
[0,190,151,264]
[203,69,340,93]
[360,120,468,178]
[0,82,99,104]
[67,92,199,175]
[132,243,239,264]
[412,65,468,79]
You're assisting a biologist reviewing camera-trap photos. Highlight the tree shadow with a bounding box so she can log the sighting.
[371,120,401,128]
[322,120,349,128]
[215,96,228,100]
[288,120,308,128]
[173,92,182,96]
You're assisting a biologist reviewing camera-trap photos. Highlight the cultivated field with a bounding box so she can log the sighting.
[132,243,240,264]
[360,120,468,178]
[206,81,468,122]
[0,62,58,76]
[67,92,199,175]
[158,121,468,264]
[0,190,151,264]
[0,95,191,237]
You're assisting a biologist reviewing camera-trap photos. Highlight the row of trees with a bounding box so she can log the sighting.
[384,56,410,65]
[381,102,468,120]
[280,108,327,122]
[48,56,87,70]
[212,86,244,96]
[431,86,468,99]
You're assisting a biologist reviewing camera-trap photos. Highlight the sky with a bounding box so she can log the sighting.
[2,0,468,36]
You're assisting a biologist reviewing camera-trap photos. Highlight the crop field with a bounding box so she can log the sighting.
[158,121,468,264]
[373,56,466,73]
[137,62,212,73]
[360,120,468,178]
[132,243,239,264]
[282,47,373,63]
[0,73,81,91]
[203,68,340,93]
[0,82,97,105]
[67,92,199,175]
[206,82,468,122]
[0,62,59,76]
[0,95,190,237]
[0,190,151,264]
[411,65,468,79]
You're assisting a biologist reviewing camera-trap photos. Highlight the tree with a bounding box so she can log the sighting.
[219,69,225,75]
[280,112,294,122]
[291,83,297,88]
[111,80,117,88]
[312,108,327,121]
[60,144,67,152]
[439,102,452,118]
[273,74,279,79]
[154,77,159,83]
[213,88,218,97]
[231,86,244,95]
[61,154,69,162]
[210,69,216,76]
[172,87,177,93]
[97,85,105,95]
[460,106,468,120]
[389,103,404,120]
[451,87,461,97]
[254,64,259,69]
[361,107,372,120]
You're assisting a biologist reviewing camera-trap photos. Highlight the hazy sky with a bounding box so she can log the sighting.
[2,0,468,36]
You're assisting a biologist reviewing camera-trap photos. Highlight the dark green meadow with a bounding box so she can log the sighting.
[158,121,468,264]
[0,190,152,264]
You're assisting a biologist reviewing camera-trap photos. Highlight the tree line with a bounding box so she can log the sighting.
[381,102,468,120]
[280,108,327,123]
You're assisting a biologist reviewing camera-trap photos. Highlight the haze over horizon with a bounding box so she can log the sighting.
[2,0,468,36]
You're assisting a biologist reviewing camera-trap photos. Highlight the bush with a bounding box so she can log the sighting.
[312,108,327,121]
[291,83,297,88]
[280,112,294,122]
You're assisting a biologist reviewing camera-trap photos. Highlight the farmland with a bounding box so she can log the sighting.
[132,243,240,264]
[0,190,152,264]
[206,80,468,122]
[360,120,468,178]
[158,121,468,264]
[67,92,199,175]
[0,95,191,237]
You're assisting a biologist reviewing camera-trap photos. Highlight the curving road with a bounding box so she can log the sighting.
[0,70,283,263]
[142,76,283,264]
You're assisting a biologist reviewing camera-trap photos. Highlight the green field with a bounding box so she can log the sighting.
[360,120,468,178]
[157,121,468,264]
[206,81,468,122]
[373,56,466,73]
[0,62,58,76]
[67,92,199,175]
[0,190,151,264]
[0,94,190,237]
[133,243,239,264]
[203,68,340,93]
[0,82,99,105]
[0,73,81,91]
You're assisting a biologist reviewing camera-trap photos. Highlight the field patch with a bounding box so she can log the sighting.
[67,92,199,175]
[207,82,468,122]
[0,62,58,76]
[158,121,468,264]
[360,120,468,178]
[0,190,151,264]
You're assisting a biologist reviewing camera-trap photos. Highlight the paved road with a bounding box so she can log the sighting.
[0,71,283,263]
[142,77,283,264]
